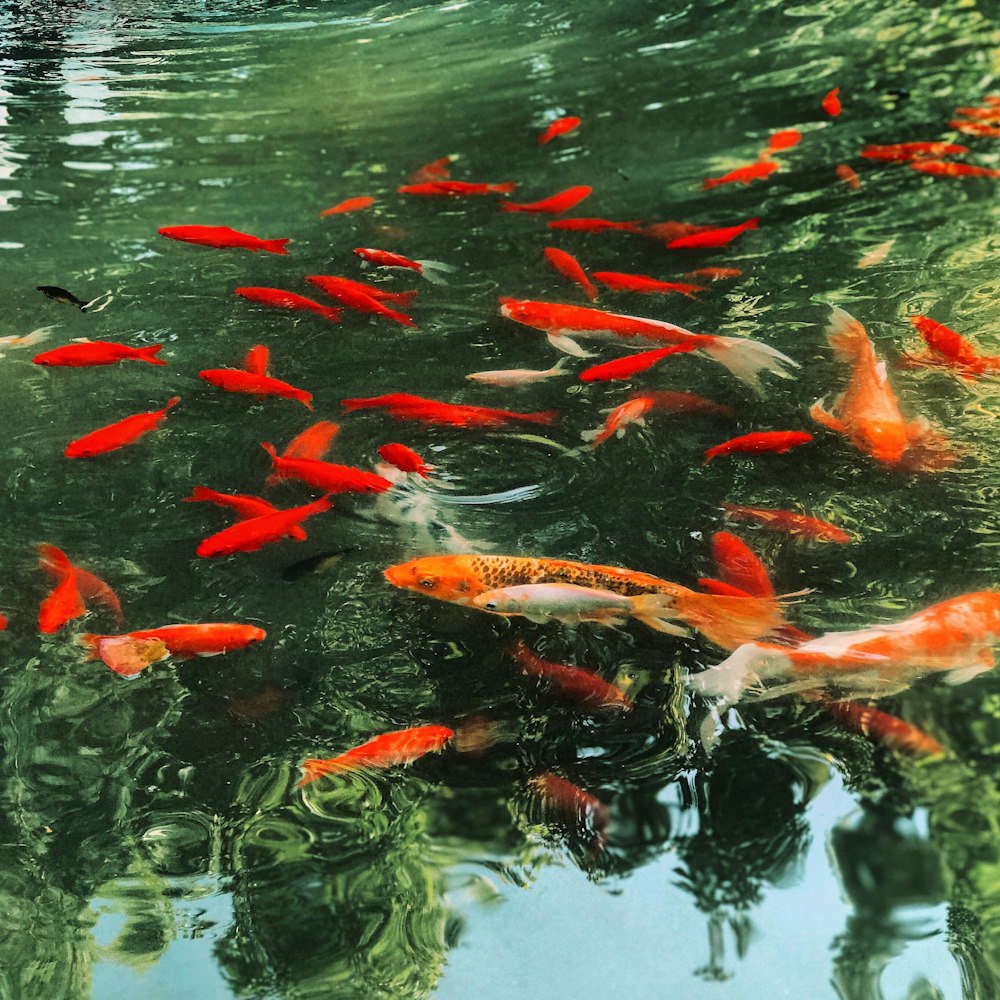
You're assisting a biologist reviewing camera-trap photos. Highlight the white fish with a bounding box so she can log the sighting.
[466,358,570,387]
[857,239,894,268]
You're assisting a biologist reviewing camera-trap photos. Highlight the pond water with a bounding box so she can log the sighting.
[1,1,999,998]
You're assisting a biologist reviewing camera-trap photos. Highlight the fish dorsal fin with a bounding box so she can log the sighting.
[875,360,888,386]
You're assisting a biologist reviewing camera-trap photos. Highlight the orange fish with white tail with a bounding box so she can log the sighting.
[809,306,957,472]
[384,554,790,650]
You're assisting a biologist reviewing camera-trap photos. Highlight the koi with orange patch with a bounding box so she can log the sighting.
[702,160,779,190]
[199,363,313,410]
[319,196,375,217]
[703,430,812,464]
[579,343,698,382]
[948,120,1000,138]
[900,314,1000,378]
[378,443,433,477]
[341,392,558,428]
[538,116,582,144]
[37,544,85,634]
[720,502,853,544]
[910,160,1000,178]
[543,247,598,301]
[158,224,289,254]
[816,697,945,758]
[38,543,123,623]
[197,495,332,558]
[666,217,760,250]
[261,442,393,494]
[835,164,861,190]
[234,286,342,322]
[821,87,841,116]
[809,306,957,471]
[683,267,743,280]
[64,396,180,458]
[182,486,307,541]
[407,155,453,183]
[861,142,969,161]
[591,272,706,297]
[546,217,643,233]
[353,247,455,284]
[397,180,516,196]
[500,185,592,214]
[306,274,415,326]
[498,297,797,391]
[33,340,166,367]
[384,553,790,650]
[297,724,454,786]
[507,639,633,713]
[710,531,774,598]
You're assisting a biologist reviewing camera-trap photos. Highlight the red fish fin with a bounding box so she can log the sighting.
[825,306,869,361]
[263,238,290,255]
[808,397,847,434]
[698,577,755,598]
[243,345,270,376]
[296,757,340,787]
[75,568,124,623]
[37,543,72,575]
[164,396,181,412]
[138,345,167,366]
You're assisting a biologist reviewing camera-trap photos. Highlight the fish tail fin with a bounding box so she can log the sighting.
[299,393,315,411]
[702,178,721,190]
[523,410,559,426]
[139,345,168,366]
[384,307,416,326]
[261,441,278,462]
[674,591,788,649]
[686,643,778,702]
[164,396,181,412]
[297,758,337,787]
[264,238,290,255]
[492,182,518,194]
[826,306,869,361]
[37,543,72,574]
[628,594,692,637]
[697,336,800,394]
[415,260,456,284]
[21,326,56,347]
[79,632,103,660]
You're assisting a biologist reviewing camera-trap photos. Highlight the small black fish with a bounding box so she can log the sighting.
[37,285,90,309]
[281,547,356,582]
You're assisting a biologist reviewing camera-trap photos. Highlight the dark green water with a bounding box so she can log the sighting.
[1,2,998,997]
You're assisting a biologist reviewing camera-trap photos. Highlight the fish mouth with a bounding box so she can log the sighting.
[383,564,408,588]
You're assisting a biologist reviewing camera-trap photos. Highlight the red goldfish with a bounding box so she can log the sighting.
[398,180,516,197]
[640,220,714,243]
[861,142,968,161]
[500,185,592,214]
[182,486,307,541]
[64,396,180,459]
[817,698,945,758]
[305,274,415,326]
[158,225,289,254]
[264,422,341,487]
[702,161,779,189]
[948,120,1000,138]
[684,266,743,280]
[910,160,1000,178]
[261,442,393,494]
[407,156,453,183]
[835,164,861,190]
[305,276,416,307]
[583,389,731,447]
[297,725,454,785]
[710,532,774,598]
[666,217,759,249]
[199,365,313,409]
[37,544,85,634]
[546,217,643,233]
[196,496,331,558]
[899,314,1000,378]
[582,396,654,447]
[704,430,812,464]
[720,502,852,544]
[234,286,342,322]
[821,87,841,116]
[761,129,802,157]
[353,248,455,284]
[527,772,609,854]
[33,341,166,367]
[543,247,598,300]
[578,343,698,382]
[38,543,123,623]
[591,272,706,297]
[538,116,581,144]
[319,196,375,217]
[498,297,798,391]
[341,392,558,428]
[385,554,790,650]
[378,443,433,477]
[809,306,957,471]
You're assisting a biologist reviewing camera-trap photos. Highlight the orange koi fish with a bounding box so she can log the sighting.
[466,360,569,387]
[538,116,582,144]
[702,160,779,190]
[243,344,269,376]
[543,247,598,300]
[319,196,375,217]
[582,395,654,447]
[353,247,455,284]
[835,164,861,190]
[861,142,968,161]
[37,544,85,634]
[33,341,166,367]
[261,442,393,494]
[666,217,760,250]
[297,725,454,786]
[720,502,852,544]
[710,532,773,598]
[341,392,558,428]
[527,771,609,853]
[378,443,433,477]
[899,314,1000,378]
[397,180,516,196]
[703,430,812,464]
[407,155,453,183]
[948,120,1000,138]
[500,185,592,214]
[910,160,1000,178]
[683,267,743,280]
[761,129,802,158]
[199,364,313,409]
[816,698,945,758]
[579,343,698,382]
[821,87,841,116]
[507,639,633,713]
[809,306,957,471]
[64,396,180,459]
[691,590,1000,705]
[306,274,415,326]
[591,272,706,297]
[234,286,342,322]
[498,297,798,391]
[158,224,289,254]
[82,623,267,676]
[546,217,643,233]
[196,495,331,558]
[384,554,790,650]
[38,543,123,623]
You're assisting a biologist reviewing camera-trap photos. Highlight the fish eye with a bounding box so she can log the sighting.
[418,577,436,589]
[483,601,498,611]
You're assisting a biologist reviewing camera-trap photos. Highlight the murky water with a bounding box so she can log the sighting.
[1,1,999,997]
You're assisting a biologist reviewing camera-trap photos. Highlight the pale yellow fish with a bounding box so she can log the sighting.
[466,359,569,386]
[857,239,895,268]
